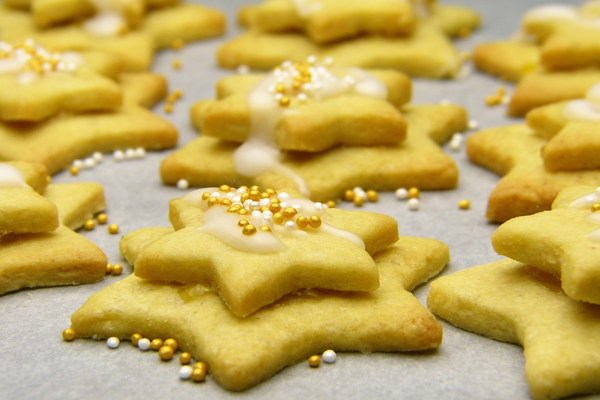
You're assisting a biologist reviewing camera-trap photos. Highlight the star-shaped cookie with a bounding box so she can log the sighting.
[0,180,107,295]
[217,23,463,79]
[526,85,600,171]
[191,69,412,152]
[492,185,600,305]
[428,259,600,400]
[162,104,464,201]
[466,124,600,222]
[0,41,123,122]
[72,235,448,391]
[0,72,177,174]
[473,40,540,82]
[133,186,399,317]
[0,161,58,234]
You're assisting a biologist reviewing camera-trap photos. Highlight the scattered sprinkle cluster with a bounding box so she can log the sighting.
[307,349,337,368]
[200,185,327,236]
[485,86,510,107]
[82,212,119,235]
[105,263,123,276]
[164,88,183,114]
[70,149,146,175]
[395,187,421,211]
[0,39,78,75]
[342,187,378,207]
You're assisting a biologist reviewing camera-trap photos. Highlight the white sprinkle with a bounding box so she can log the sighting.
[237,64,250,75]
[113,150,125,161]
[236,187,247,194]
[233,195,242,202]
[179,366,193,380]
[353,187,366,199]
[282,61,292,68]
[72,159,83,168]
[408,198,420,211]
[125,148,136,159]
[279,201,288,209]
[83,157,96,169]
[243,199,253,209]
[262,210,273,218]
[106,337,120,349]
[251,210,262,219]
[284,221,296,231]
[292,204,303,212]
[250,201,260,209]
[322,349,337,363]
[457,64,472,80]
[395,188,408,200]
[501,94,511,105]
[439,99,450,105]
[134,147,146,159]
[259,198,271,207]
[323,57,334,65]
[226,192,235,199]
[307,55,317,64]
[468,120,479,130]
[211,191,221,198]
[176,179,189,190]
[92,152,103,162]
[314,202,323,210]
[138,338,151,351]
[449,133,464,152]
[297,93,308,102]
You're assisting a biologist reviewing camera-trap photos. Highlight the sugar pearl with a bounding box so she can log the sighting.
[125,148,136,159]
[284,221,296,231]
[322,349,337,363]
[134,147,146,159]
[408,198,420,211]
[113,150,125,161]
[83,157,96,169]
[72,159,83,168]
[176,179,189,190]
[395,188,408,200]
[138,338,151,351]
[179,366,193,380]
[92,152,103,162]
[468,120,479,130]
[106,337,120,349]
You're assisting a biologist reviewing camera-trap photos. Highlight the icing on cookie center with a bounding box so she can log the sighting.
[83,0,128,37]
[563,83,600,122]
[568,187,600,241]
[0,40,81,84]
[0,164,30,188]
[184,185,364,253]
[234,58,387,196]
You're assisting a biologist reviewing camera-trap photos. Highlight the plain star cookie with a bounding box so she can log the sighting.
[466,124,600,222]
[71,233,448,391]
[428,259,600,400]
[492,185,600,305]
[0,161,107,295]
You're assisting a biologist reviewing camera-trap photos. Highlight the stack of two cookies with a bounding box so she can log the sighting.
[0,161,107,295]
[218,0,480,79]
[0,40,178,173]
[0,0,225,72]
[160,60,468,200]
[70,184,450,390]
[466,80,600,223]
[474,0,600,116]
[429,185,600,400]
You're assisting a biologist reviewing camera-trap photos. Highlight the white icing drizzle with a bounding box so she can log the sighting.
[524,3,600,29]
[568,187,600,242]
[0,40,81,85]
[292,0,322,17]
[564,83,600,122]
[0,164,29,188]
[183,186,365,253]
[83,0,127,36]
[234,58,387,197]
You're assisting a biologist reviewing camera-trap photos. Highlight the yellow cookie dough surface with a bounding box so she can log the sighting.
[73,236,448,391]
[428,259,600,400]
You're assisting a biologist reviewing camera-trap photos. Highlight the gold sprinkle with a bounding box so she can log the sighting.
[457,27,472,39]
[207,197,219,207]
[353,196,365,207]
[458,199,471,210]
[592,203,600,212]
[308,355,321,368]
[219,184,231,192]
[296,216,309,228]
[326,200,336,208]
[282,207,297,219]
[84,219,95,231]
[112,264,123,276]
[179,352,192,365]
[96,213,108,224]
[69,165,79,176]
[131,333,142,346]
[193,361,207,372]
[278,96,291,107]
[238,219,249,227]
[270,203,282,213]
[150,338,163,351]
[108,224,119,234]
[239,209,249,216]
[309,215,321,228]
[249,189,261,201]
[220,198,232,207]
[163,103,173,113]
[265,188,276,195]
[275,83,285,93]
[62,328,75,341]
[408,187,420,199]
[366,190,378,202]
[173,89,183,99]
[191,368,207,382]
[260,206,270,212]
[343,189,354,201]
[201,192,211,200]
[241,193,250,202]
[158,345,174,361]
[105,263,114,275]
[260,225,272,232]
[171,38,185,50]
[228,205,241,213]
[172,59,182,69]
[273,212,284,224]
[242,224,257,235]
[260,192,270,199]
[250,185,259,191]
